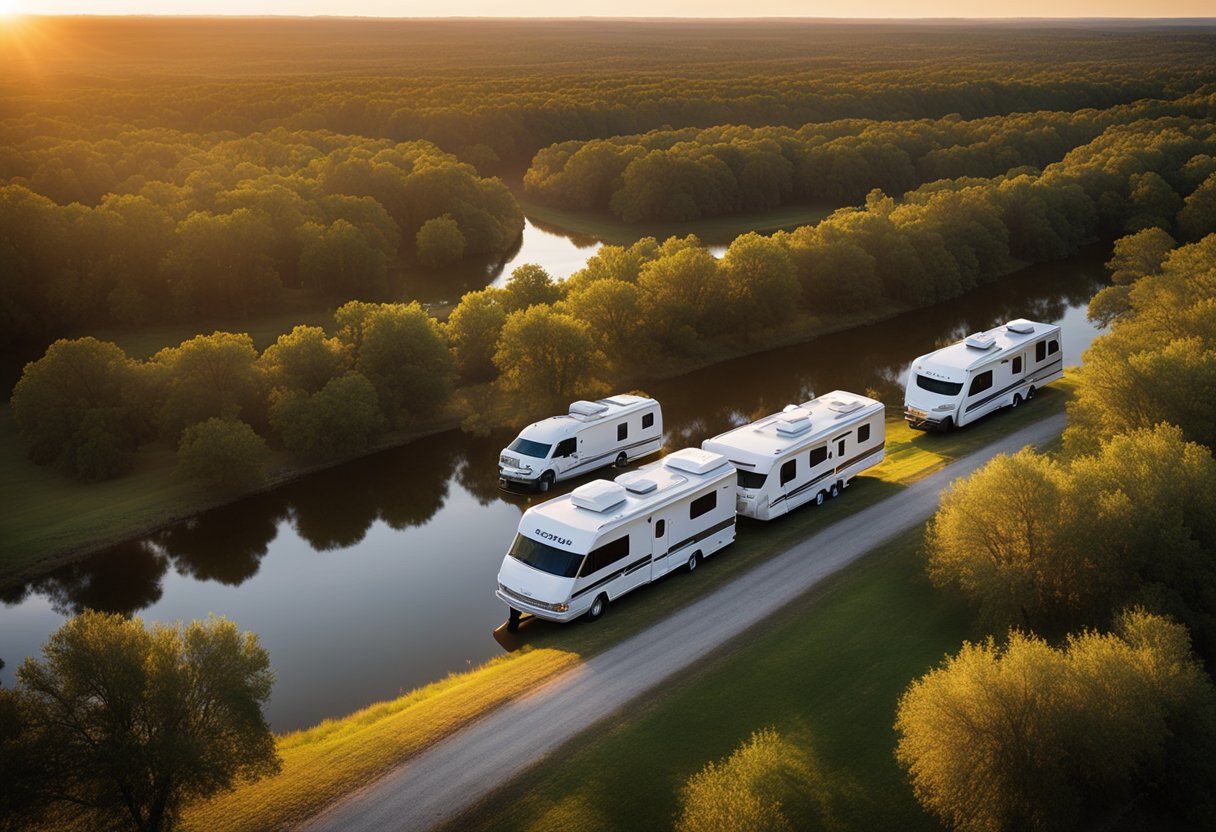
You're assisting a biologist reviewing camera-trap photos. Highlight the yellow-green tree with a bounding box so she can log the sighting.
[493,304,598,411]
[444,288,507,381]
[176,417,271,493]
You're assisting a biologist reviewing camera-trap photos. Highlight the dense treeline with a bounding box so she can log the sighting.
[4,19,1213,165]
[524,93,1216,221]
[0,132,523,347]
[896,230,1216,831]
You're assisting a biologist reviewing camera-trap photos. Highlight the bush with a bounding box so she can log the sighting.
[177,417,271,493]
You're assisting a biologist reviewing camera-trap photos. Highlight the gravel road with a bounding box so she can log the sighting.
[301,412,1066,832]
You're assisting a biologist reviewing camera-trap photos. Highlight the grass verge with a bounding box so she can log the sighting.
[177,381,1072,831]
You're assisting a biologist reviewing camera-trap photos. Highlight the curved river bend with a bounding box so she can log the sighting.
[0,223,1108,731]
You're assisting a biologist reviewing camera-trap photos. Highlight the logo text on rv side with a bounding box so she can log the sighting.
[536,529,573,547]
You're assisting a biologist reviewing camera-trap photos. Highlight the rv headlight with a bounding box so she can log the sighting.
[933,404,957,412]
[554,602,569,612]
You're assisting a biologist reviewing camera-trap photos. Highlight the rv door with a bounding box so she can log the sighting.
[651,516,670,576]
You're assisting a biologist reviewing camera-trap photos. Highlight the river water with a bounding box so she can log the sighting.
[0,220,1108,731]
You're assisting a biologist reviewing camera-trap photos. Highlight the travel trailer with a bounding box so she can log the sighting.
[904,319,1062,431]
[495,448,736,629]
[498,395,663,492]
[702,391,886,521]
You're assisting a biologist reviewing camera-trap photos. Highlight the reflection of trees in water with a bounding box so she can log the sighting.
[159,496,286,585]
[376,436,457,530]
[21,542,168,617]
[287,473,381,551]
[454,429,517,506]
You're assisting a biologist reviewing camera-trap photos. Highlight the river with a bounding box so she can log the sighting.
[0,221,1108,731]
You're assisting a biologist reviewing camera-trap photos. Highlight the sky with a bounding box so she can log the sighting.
[5,1,1213,18]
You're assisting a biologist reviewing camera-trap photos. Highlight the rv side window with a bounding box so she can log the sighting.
[1048,339,1059,355]
[969,371,993,396]
[1036,341,1047,362]
[858,424,871,443]
[617,423,628,441]
[655,519,665,537]
[837,439,846,456]
[1012,356,1022,374]
[642,412,654,429]
[582,535,630,576]
[916,375,964,396]
[737,470,767,489]
[554,438,577,458]
[689,491,717,520]
[808,446,828,467]
[780,460,797,486]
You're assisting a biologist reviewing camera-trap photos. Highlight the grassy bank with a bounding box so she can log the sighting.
[450,522,965,832]
[178,383,1072,832]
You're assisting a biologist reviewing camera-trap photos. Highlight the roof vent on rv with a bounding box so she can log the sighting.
[964,332,997,350]
[568,400,608,419]
[782,404,800,413]
[775,411,812,436]
[614,472,658,495]
[825,397,863,414]
[571,480,627,512]
[1005,319,1036,334]
[664,448,729,476]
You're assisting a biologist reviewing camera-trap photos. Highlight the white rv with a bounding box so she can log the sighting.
[499,395,663,492]
[702,391,886,521]
[904,318,1062,431]
[495,448,736,629]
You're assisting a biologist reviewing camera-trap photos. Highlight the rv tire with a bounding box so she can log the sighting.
[615,452,628,468]
[537,471,555,493]
[686,551,700,573]
[830,482,841,499]
[507,608,521,633]
[585,594,608,622]
[1011,394,1022,409]
[815,491,826,507]
[1027,386,1036,400]
[940,417,954,433]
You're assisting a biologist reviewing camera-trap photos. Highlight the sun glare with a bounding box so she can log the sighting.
[0,0,23,19]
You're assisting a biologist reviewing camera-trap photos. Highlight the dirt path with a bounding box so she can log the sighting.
[301,413,1066,832]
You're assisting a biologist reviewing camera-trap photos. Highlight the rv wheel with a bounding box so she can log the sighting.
[507,608,521,633]
[585,594,608,622]
[686,551,700,573]
[1011,394,1022,409]
[615,452,628,468]
[830,482,841,499]
[537,471,555,493]
[815,491,826,507]
[940,417,955,433]
[1027,386,1036,400]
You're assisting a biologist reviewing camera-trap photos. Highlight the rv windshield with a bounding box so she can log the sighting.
[508,534,584,578]
[737,470,767,490]
[915,375,964,397]
[508,437,552,459]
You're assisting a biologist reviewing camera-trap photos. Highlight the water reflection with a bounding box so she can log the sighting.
[0,246,1108,730]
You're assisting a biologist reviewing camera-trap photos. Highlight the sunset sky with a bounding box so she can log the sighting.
[5,1,1213,17]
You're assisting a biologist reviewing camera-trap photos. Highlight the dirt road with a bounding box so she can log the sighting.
[302,412,1065,832]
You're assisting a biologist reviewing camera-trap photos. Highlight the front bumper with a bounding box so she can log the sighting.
[499,465,540,486]
[904,406,950,430]
[495,588,579,623]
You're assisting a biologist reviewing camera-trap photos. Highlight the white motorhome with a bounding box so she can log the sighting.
[702,390,886,521]
[904,318,1063,431]
[499,395,663,492]
[495,448,736,629]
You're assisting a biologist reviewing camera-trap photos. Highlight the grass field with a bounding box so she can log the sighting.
[448,524,967,832]
[178,381,1072,832]
[517,192,839,247]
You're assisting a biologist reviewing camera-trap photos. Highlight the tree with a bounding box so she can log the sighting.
[637,245,726,349]
[494,304,598,410]
[257,325,349,394]
[676,729,806,832]
[1176,172,1216,241]
[502,263,561,313]
[351,302,456,427]
[297,219,389,299]
[151,333,263,442]
[1,611,279,832]
[719,233,800,339]
[160,209,281,317]
[11,337,145,481]
[894,611,1216,832]
[561,278,646,367]
[177,418,271,493]
[269,373,385,460]
[415,214,466,268]
[444,287,507,381]
[1087,226,1174,326]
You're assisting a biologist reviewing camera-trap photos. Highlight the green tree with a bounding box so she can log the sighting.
[895,611,1216,832]
[637,245,726,349]
[444,287,507,381]
[1177,172,1216,241]
[494,304,598,410]
[160,209,281,317]
[151,333,263,442]
[177,417,271,493]
[351,302,456,427]
[561,278,646,367]
[676,729,806,832]
[1,611,279,832]
[415,214,466,268]
[11,337,145,481]
[257,325,349,394]
[719,233,800,339]
[297,219,389,299]
[268,373,385,460]
[1087,226,1175,326]
[502,263,562,313]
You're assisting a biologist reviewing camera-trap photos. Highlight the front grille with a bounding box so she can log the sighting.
[499,584,562,612]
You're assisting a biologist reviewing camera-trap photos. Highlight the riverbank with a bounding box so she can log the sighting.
[180,390,1073,832]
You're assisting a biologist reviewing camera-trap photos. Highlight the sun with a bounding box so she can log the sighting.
[0,0,24,19]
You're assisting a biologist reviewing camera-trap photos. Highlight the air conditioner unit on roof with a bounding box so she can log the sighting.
[571,481,627,512]
[615,473,658,494]
[965,332,996,350]
[664,448,728,476]
[825,397,863,414]
[1005,319,1036,334]
[568,400,608,418]
[776,412,812,436]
